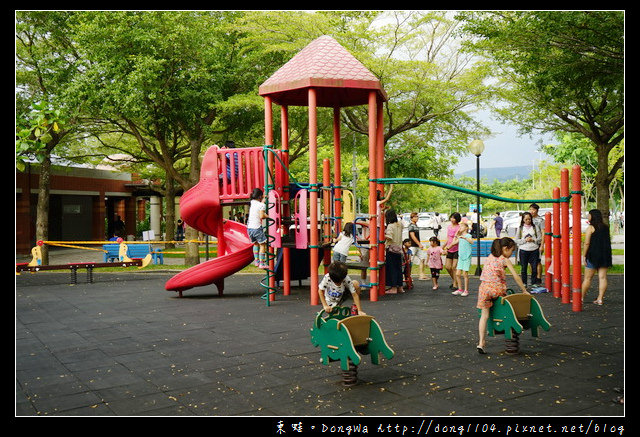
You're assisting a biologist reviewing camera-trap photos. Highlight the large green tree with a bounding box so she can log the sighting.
[66,11,267,264]
[16,11,83,263]
[457,11,624,220]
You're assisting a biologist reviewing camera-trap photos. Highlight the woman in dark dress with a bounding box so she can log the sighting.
[581,209,613,305]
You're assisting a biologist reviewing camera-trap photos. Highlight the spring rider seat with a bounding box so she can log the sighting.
[310,306,394,386]
[481,289,551,353]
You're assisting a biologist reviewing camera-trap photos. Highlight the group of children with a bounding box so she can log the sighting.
[405,215,474,297]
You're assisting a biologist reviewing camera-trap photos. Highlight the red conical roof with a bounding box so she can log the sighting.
[259,35,387,107]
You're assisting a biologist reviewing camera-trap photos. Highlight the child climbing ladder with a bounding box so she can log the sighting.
[247,188,269,269]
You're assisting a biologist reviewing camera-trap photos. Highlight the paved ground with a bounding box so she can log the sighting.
[16,252,624,423]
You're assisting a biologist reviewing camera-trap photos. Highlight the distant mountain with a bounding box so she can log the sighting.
[455,165,533,182]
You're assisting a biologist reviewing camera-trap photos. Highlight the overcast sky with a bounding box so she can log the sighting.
[454,112,555,174]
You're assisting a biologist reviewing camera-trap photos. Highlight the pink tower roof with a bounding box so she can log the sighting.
[259,35,387,107]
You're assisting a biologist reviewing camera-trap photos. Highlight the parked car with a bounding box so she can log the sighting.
[401,212,440,242]
[401,212,434,230]
[501,210,525,221]
[504,208,588,237]
[418,212,434,230]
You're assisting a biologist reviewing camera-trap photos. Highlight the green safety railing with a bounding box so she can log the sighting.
[260,145,277,306]
[370,177,572,204]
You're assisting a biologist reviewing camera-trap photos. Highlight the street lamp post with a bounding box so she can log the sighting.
[468,139,484,276]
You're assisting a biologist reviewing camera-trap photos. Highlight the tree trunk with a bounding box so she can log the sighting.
[595,143,611,225]
[35,155,51,265]
[164,176,176,250]
[183,139,204,266]
[184,225,200,266]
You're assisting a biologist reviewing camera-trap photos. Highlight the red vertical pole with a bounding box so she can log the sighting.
[323,159,331,273]
[560,169,571,304]
[281,105,291,296]
[571,165,583,312]
[552,187,562,298]
[333,108,342,238]
[309,89,319,306]
[376,97,386,294]
[368,91,378,302]
[544,212,552,291]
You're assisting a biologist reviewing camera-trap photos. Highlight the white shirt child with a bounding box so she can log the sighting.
[319,273,357,308]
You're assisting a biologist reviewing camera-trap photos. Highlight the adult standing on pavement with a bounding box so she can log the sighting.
[430,213,444,238]
[514,212,542,286]
[442,212,461,291]
[491,212,503,237]
[408,212,427,280]
[581,209,612,305]
[384,208,405,294]
[529,203,545,284]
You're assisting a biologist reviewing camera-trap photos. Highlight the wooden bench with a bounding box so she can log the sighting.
[103,243,163,264]
[16,258,151,284]
[16,242,152,285]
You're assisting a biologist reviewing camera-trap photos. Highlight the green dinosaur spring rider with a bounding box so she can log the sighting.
[481,289,551,353]
[310,306,394,386]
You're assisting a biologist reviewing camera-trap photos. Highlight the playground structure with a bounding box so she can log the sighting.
[162,35,585,312]
[164,35,391,305]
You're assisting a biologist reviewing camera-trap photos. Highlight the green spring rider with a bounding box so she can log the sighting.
[480,289,552,353]
[310,306,394,385]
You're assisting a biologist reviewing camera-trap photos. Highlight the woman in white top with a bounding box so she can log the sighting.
[515,212,542,286]
[384,209,405,293]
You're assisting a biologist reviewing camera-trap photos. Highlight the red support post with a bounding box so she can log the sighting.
[368,91,378,302]
[323,159,332,273]
[544,212,552,291]
[309,88,319,306]
[281,105,291,296]
[333,108,342,238]
[560,169,571,304]
[552,187,561,298]
[571,165,583,312]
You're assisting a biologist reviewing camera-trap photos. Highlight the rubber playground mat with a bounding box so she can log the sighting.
[16,270,624,424]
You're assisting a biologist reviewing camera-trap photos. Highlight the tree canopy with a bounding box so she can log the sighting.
[456,11,624,216]
[16,10,624,243]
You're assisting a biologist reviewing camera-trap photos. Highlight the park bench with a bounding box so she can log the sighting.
[16,242,153,284]
[103,243,163,264]
[471,239,515,258]
[16,258,152,284]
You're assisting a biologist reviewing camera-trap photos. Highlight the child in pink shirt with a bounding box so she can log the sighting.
[426,236,444,290]
[477,237,529,354]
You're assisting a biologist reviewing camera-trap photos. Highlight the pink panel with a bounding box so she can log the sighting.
[294,189,308,249]
[268,190,281,248]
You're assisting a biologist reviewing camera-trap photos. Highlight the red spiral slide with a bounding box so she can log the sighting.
[165,147,255,296]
